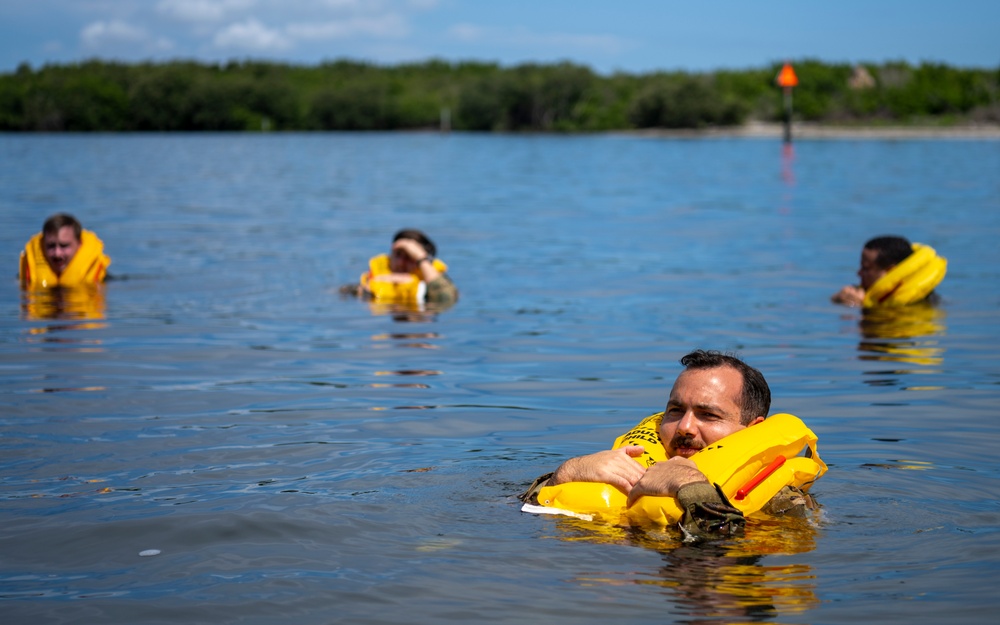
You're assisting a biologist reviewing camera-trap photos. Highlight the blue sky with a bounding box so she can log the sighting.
[2,1,998,74]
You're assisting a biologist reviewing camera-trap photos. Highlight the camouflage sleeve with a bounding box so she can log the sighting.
[518,473,554,504]
[425,274,458,304]
[338,283,363,297]
[759,485,817,517]
[674,484,817,538]
[675,482,746,538]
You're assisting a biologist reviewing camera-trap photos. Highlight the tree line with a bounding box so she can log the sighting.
[0,58,997,132]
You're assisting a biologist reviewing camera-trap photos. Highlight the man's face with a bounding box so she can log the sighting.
[389,248,411,273]
[42,226,80,275]
[857,247,887,290]
[659,366,762,458]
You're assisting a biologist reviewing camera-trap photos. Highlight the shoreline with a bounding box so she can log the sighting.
[3,122,1000,139]
[624,120,1000,140]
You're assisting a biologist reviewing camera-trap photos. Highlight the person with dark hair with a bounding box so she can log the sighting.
[343,228,457,306]
[19,213,111,289]
[520,350,814,537]
[832,235,945,307]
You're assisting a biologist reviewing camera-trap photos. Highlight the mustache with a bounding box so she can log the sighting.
[670,434,703,450]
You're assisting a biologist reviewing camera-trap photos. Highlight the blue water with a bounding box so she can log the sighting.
[2,133,999,624]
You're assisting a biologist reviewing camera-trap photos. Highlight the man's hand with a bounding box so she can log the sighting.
[391,238,441,281]
[626,456,709,507]
[392,238,428,262]
[549,445,646,494]
[832,284,865,306]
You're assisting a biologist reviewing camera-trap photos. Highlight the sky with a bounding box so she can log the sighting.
[1,0,998,75]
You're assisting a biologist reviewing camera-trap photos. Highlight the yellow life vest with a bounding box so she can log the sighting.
[360,253,448,303]
[863,243,946,308]
[19,229,111,289]
[529,412,827,527]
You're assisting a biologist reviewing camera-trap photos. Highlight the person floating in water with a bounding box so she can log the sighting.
[520,350,822,538]
[831,235,946,308]
[342,229,458,307]
[19,213,111,289]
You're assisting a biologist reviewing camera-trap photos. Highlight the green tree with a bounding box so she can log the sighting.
[629,73,746,128]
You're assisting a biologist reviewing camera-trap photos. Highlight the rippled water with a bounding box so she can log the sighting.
[2,133,999,624]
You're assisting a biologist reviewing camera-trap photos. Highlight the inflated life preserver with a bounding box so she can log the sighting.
[19,230,111,289]
[360,253,449,303]
[863,243,946,308]
[525,412,827,527]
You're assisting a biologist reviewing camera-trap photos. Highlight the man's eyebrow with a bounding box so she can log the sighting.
[667,399,725,414]
[694,402,724,413]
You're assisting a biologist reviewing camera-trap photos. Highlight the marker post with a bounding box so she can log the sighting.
[776,63,799,143]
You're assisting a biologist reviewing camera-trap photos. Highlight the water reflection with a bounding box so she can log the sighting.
[371,332,441,341]
[857,303,946,367]
[371,331,441,350]
[362,299,456,323]
[861,459,933,471]
[20,287,108,347]
[21,286,106,322]
[32,385,107,393]
[374,369,441,376]
[550,516,819,623]
[781,143,796,188]
[369,368,439,389]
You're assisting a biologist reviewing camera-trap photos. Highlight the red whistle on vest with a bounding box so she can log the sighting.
[735,456,786,501]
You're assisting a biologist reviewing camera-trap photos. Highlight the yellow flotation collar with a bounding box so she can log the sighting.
[863,243,946,308]
[19,230,111,289]
[531,413,827,527]
[360,253,448,303]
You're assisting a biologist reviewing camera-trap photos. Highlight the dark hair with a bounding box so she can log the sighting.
[864,235,912,270]
[393,228,436,257]
[42,213,82,241]
[679,349,771,424]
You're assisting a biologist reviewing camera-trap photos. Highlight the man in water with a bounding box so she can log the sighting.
[831,235,943,307]
[343,228,458,306]
[520,350,813,537]
[19,213,111,289]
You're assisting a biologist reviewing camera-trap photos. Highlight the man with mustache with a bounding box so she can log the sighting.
[520,349,812,536]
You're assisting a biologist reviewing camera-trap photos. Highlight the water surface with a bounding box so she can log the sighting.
[2,133,999,624]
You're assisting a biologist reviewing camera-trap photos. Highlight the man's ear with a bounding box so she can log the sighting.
[747,416,766,427]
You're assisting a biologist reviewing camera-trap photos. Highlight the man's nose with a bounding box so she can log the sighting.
[676,411,697,435]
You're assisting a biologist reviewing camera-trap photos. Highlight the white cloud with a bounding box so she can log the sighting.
[80,20,175,53]
[213,18,290,51]
[448,23,482,42]
[286,14,407,40]
[448,24,625,55]
[317,0,374,10]
[81,20,148,47]
[156,0,255,23]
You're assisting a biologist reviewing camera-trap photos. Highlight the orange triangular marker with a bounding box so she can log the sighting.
[776,63,799,88]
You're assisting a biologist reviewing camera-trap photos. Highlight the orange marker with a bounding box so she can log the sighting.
[776,63,799,88]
